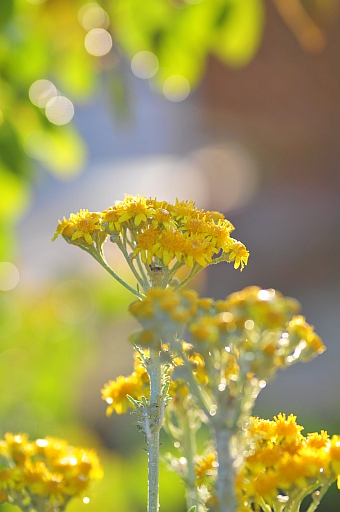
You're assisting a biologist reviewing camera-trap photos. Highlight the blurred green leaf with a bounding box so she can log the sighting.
[25,125,86,178]
[212,0,265,67]
[0,120,30,177]
[0,0,14,30]
[0,164,30,221]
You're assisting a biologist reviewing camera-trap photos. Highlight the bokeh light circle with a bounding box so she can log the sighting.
[131,51,159,79]
[29,80,57,108]
[78,3,109,30]
[45,96,74,125]
[163,75,190,102]
[0,262,20,291]
[85,28,112,56]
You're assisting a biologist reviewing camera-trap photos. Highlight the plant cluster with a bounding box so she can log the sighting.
[53,195,337,512]
[0,433,102,512]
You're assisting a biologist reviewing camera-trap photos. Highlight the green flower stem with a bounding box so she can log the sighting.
[147,348,163,512]
[168,261,185,279]
[176,343,212,418]
[258,497,274,512]
[90,250,144,299]
[306,483,331,512]
[213,425,238,512]
[135,253,151,290]
[115,238,146,289]
[177,405,201,511]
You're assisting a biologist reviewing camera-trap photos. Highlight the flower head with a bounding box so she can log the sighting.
[0,433,102,511]
[53,195,249,291]
[52,210,104,247]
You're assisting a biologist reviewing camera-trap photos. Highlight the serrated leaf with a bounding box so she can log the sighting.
[126,394,140,408]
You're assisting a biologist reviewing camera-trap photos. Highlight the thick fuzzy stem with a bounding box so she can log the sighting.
[214,426,238,512]
[147,349,162,512]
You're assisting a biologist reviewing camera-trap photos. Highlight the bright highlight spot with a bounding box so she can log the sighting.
[85,28,112,56]
[83,497,91,504]
[258,289,275,301]
[45,96,74,125]
[163,75,190,102]
[29,79,57,108]
[244,319,254,330]
[0,262,20,291]
[36,439,49,448]
[131,51,159,79]
[79,3,109,30]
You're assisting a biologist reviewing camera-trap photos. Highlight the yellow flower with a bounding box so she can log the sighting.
[116,195,155,226]
[273,413,304,441]
[189,317,219,344]
[194,452,218,486]
[101,206,122,232]
[205,218,234,248]
[168,198,198,221]
[155,229,187,266]
[0,468,16,490]
[151,207,177,230]
[52,210,103,245]
[253,471,279,499]
[134,227,162,264]
[225,239,249,270]
[70,210,102,244]
[183,234,218,268]
[101,374,146,415]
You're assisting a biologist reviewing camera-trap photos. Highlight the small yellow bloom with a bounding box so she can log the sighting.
[194,452,218,486]
[116,195,155,226]
[225,239,249,271]
[101,374,146,415]
[52,210,103,246]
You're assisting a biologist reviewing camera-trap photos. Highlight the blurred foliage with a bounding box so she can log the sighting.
[0,275,127,434]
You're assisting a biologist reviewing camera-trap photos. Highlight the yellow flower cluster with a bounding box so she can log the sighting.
[129,287,198,349]
[238,414,340,510]
[195,414,340,511]
[101,353,149,415]
[129,286,325,382]
[0,433,103,512]
[52,210,106,247]
[52,195,249,272]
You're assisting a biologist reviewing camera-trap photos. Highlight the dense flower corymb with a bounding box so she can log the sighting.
[0,433,103,512]
[194,415,340,511]
[52,196,249,287]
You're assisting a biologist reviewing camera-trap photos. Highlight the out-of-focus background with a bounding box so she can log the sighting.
[1,0,340,510]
